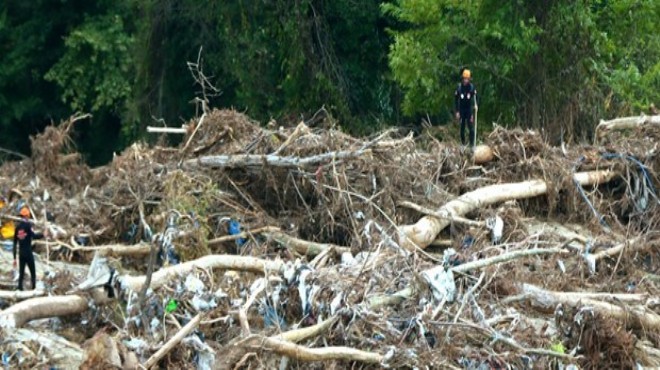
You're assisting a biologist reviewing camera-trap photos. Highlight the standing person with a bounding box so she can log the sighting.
[13,206,44,290]
[454,68,478,147]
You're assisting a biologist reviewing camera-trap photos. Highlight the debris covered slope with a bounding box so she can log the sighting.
[0,109,659,369]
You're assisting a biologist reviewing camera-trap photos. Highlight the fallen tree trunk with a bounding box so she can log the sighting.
[0,295,89,328]
[186,148,372,169]
[120,254,285,292]
[399,170,616,250]
[0,289,45,301]
[519,283,660,332]
[596,115,660,134]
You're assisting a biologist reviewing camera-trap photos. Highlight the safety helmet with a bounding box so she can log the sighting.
[19,207,30,218]
[462,69,471,79]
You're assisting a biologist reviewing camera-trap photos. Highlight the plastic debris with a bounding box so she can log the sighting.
[214,288,228,299]
[185,275,205,294]
[262,304,286,328]
[421,265,456,303]
[557,260,566,274]
[227,219,246,247]
[183,335,216,370]
[123,338,148,354]
[461,235,474,249]
[486,215,504,244]
[340,252,356,266]
[150,317,160,332]
[330,292,343,315]
[165,299,178,313]
[191,295,217,311]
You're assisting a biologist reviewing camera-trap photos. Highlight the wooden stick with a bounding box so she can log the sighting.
[144,313,203,369]
[147,126,188,134]
[593,236,644,261]
[452,247,568,274]
[239,279,267,336]
[265,230,351,256]
[273,316,339,343]
[248,337,383,364]
[207,226,280,246]
[398,201,486,227]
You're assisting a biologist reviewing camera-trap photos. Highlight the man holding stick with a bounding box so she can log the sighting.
[454,68,479,148]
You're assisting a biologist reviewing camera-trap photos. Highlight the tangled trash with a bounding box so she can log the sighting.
[0,110,658,369]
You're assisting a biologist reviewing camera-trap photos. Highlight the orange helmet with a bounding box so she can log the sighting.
[19,207,30,218]
[462,69,471,79]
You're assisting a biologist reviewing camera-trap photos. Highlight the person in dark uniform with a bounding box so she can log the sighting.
[12,206,45,290]
[454,68,479,147]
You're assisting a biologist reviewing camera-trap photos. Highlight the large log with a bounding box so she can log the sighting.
[596,115,660,134]
[398,170,616,250]
[518,283,660,332]
[186,149,372,169]
[120,254,285,292]
[0,295,89,328]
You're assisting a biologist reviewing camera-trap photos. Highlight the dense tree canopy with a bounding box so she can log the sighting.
[0,0,657,164]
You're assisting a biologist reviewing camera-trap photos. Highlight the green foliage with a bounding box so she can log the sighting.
[45,14,134,112]
[1,0,658,161]
[385,0,660,139]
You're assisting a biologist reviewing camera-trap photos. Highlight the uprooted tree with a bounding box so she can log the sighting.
[0,109,659,369]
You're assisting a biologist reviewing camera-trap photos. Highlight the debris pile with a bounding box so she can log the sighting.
[0,109,659,369]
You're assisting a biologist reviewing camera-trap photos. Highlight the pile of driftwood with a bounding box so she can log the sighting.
[0,109,659,369]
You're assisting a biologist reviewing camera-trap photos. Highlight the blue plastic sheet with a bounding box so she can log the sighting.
[228,219,246,247]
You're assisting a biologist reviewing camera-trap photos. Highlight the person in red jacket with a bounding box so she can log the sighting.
[12,206,45,290]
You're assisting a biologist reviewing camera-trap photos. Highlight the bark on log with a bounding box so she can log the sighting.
[399,170,616,250]
[596,115,660,134]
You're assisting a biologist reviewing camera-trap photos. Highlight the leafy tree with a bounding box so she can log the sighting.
[385,0,660,140]
[45,14,135,113]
